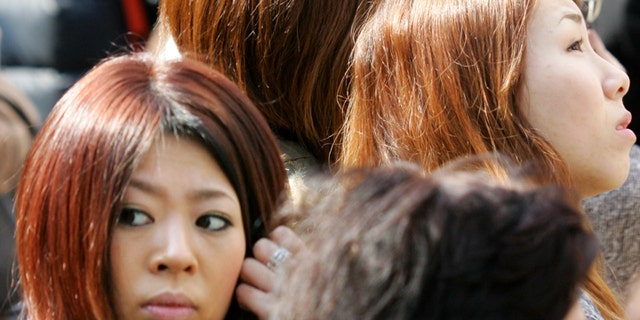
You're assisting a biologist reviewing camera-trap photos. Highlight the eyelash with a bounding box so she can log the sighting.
[196,213,232,232]
[568,39,583,52]
[116,207,232,231]
[116,207,153,227]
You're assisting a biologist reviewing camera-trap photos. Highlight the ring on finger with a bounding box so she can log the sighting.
[267,246,291,270]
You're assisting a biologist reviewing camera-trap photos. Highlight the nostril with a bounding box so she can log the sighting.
[157,264,168,271]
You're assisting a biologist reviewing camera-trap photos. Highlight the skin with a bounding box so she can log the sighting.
[110,135,246,320]
[626,275,640,320]
[237,1,633,318]
[564,301,586,320]
[236,226,305,320]
[519,0,635,198]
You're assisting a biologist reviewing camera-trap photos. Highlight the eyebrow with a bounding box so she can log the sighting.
[128,179,237,202]
[559,12,583,25]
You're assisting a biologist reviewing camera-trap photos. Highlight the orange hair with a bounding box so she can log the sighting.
[160,0,375,163]
[340,0,623,318]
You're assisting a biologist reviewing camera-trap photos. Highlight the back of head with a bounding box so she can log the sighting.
[160,0,375,162]
[0,73,39,318]
[0,75,39,195]
[340,0,569,185]
[15,52,286,319]
[274,160,597,319]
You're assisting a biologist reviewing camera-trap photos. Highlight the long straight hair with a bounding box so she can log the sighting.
[15,53,286,319]
[160,0,375,163]
[340,0,623,318]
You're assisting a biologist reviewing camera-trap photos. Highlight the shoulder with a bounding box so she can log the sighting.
[579,291,605,320]
[277,139,321,178]
[277,138,322,206]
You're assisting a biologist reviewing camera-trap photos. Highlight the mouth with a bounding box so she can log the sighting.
[142,292,197,320]
[615,112,637,141]
[616,113,631,130]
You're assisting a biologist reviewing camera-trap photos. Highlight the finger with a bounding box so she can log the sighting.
[239,258,275,293]
[269,226,305,255]
[236,283,274,320]
[252,237,281,264]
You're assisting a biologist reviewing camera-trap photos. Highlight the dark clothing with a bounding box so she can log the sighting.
[0,194,18,319]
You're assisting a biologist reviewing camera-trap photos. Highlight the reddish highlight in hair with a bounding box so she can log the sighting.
[15,53,286,319]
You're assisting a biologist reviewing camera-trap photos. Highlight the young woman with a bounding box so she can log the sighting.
[272,161,598,320]
[14,52,287,319]
[340,0,633,318]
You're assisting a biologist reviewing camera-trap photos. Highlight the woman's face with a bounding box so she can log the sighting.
[110,135,246,320]
[518,0,635,197]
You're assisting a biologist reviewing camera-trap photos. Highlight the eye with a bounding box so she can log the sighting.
[196,214,231,231]
[568,39,583,52]
[116,207,153,227]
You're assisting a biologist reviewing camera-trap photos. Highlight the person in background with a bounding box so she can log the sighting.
[0,0,158,116]
[0,73,39,320]
[14,52,287,319]
[272,160,598,320]
[339,0,633,318]
[157,0,378,191]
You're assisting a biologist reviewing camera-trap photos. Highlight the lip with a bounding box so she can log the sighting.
[142,292,197,320]
[616,112,637,142]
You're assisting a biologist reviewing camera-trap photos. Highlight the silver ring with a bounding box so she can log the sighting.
[267,246,291,270]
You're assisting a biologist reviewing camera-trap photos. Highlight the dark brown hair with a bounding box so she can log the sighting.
[275,161,598,319]
[15,53,286,319]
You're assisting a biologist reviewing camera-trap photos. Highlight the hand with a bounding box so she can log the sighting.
[588,29,625,72]
[236,226,305,320]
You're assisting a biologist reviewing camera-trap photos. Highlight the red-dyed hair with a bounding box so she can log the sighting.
[15,53,286,319]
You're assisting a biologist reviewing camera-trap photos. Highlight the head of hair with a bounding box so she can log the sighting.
[339,0,623,316]
[15,52,287,319]
[0,76,40,195]
[160,0,376,163]
[340,0,569,185]
[274,160,598,320]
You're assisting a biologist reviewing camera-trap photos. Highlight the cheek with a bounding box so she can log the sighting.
[109,234,143,316]
[519,67,592,143]
[202,232,246,307]
[197,233,246,319]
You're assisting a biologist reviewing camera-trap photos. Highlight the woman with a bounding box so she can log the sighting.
[340,0,633,318]
[14,52,287,319]
[272,161,599,319]
[0,73,39,319]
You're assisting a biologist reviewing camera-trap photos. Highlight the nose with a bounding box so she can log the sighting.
[602,61,630,101]
[149,220,197,275]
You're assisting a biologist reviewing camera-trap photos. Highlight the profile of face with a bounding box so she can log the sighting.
[110,134,246,320]
[519,0,635,197]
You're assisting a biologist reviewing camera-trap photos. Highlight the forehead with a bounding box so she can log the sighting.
[528,0,583,30]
